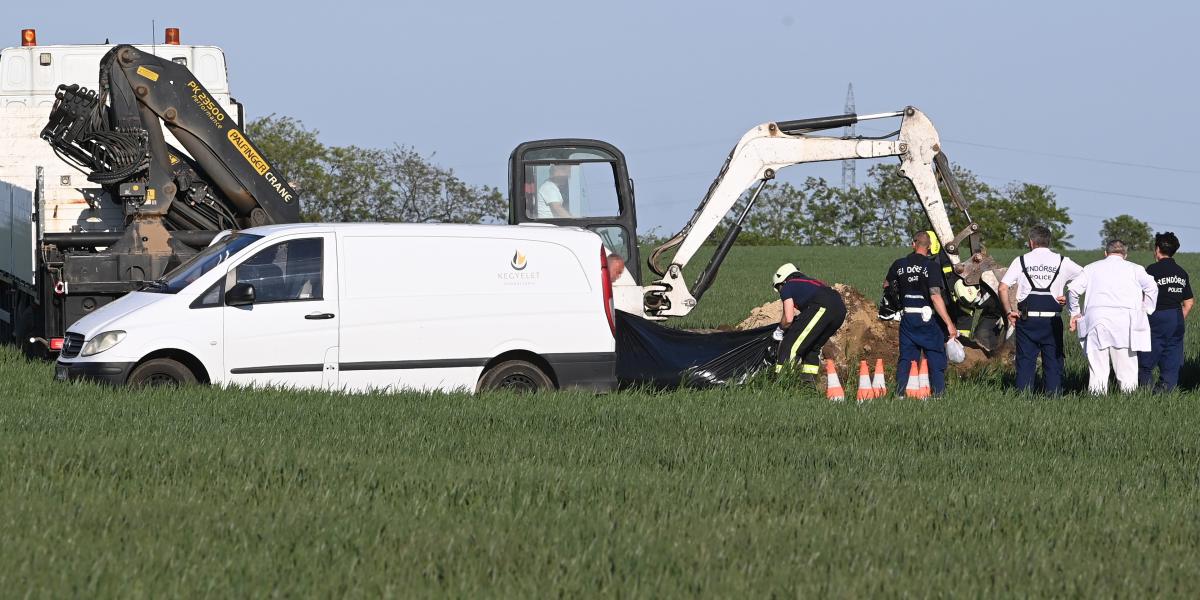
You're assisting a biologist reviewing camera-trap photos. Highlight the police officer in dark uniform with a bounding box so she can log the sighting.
[771,263,847,378]
[998,226,1083,394]
[1139,232,1193,391]
[884,231,959,396]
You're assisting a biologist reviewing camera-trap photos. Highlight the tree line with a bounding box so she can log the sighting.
[247,116,506,223]
[250,116,1156,250]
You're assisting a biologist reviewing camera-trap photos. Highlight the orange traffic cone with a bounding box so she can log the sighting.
[904,360,920,398]
[872,358,887,398]
[825,360,845,402]
[916,357,931,399]
[856,360,875,402]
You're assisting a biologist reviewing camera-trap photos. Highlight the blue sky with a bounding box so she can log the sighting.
[11,1,1200,248]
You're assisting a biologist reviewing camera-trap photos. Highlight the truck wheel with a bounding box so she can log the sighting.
[478,360,554,393]
[128,358,197,387]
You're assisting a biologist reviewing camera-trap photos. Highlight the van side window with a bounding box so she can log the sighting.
[234,238,323,303]
[190,280,224,309]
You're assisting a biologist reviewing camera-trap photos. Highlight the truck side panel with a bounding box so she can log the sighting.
[0,177,33,286]
[0,111,119,236]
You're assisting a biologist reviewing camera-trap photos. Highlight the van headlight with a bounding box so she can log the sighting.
[81,331,126,357]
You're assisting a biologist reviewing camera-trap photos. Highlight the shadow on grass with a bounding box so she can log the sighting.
[951,354,1098,396]
[1175,353,1200,392]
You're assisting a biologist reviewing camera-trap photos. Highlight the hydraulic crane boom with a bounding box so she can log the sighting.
[41,44,299,233]
[644,106,1003,317]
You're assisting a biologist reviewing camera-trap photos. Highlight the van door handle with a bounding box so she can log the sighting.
[305,312,335,320]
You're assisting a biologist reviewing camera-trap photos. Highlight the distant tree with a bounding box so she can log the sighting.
[861,163,953,245]
[246,114,334,208]
[716,161,1074,250]
[636,226,672,249]
[247,115,504,223]
[1100,214,1154,250]
[375,146,505,223]
[970,183,1074,249]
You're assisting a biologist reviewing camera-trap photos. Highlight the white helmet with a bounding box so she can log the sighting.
[772,263,798,289]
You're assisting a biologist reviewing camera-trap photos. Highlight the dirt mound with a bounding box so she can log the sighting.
[736,284,999,374]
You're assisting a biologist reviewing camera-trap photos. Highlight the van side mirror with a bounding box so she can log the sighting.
[225,282,256,307]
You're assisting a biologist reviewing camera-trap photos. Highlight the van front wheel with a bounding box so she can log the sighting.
[128,358,197,387]
[478,360,554,393]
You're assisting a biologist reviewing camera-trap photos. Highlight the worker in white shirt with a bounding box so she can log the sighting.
[998,225,1083,394]
[1067,239,1159,394]
[536,164,574,218]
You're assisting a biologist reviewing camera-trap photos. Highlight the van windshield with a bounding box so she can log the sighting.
[143,233,264,294]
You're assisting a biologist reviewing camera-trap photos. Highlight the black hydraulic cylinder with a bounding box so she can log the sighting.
[44,230,221,248]
[691,179,768,301]
[691,222,743,302]
[777,113,859,135]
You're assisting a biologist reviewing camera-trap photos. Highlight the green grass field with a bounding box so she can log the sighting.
[2,246,1198,596]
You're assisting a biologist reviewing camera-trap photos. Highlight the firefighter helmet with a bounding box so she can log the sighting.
[772,263,798,289]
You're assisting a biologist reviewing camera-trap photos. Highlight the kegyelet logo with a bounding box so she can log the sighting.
[511,250,527,271]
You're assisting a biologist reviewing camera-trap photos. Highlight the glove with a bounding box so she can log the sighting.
[772,326,785,341]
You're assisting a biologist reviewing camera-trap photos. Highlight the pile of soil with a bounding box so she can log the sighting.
[736,284,1000,375]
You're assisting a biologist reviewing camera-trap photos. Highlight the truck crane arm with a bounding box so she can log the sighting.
[40,44,299,232]
[644,106,1004,317]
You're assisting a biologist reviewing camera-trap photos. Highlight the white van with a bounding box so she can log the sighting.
[53,223,618,393]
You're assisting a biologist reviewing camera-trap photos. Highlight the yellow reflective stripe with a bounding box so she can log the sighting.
[788,306,827,363]
[942,266,953,273]
[800,364,820,374]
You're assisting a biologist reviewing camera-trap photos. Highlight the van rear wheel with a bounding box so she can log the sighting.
[478,360,554,393]
[128,358,196,387]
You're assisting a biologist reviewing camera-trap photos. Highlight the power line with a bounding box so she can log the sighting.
[974,174,1200,207]
[633,168,1200,230]
[942,138,1200,176]
[857,125,1200,175]
[636,168,1200,210]
[1070,211,1200,232]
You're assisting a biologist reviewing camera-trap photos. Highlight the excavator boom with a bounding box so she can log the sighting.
[507,105,1007,347]
[644,106,1002,317]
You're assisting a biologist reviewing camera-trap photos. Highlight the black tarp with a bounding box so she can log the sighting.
[615,310,778,388]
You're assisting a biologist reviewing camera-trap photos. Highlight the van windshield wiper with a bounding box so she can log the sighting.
[140,279,169,292]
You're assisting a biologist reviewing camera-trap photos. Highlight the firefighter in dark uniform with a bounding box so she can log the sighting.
[1139,232,1193,391]
[771,263,847,378]
[883,231,959,396]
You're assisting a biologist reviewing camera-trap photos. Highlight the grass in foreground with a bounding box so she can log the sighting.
[3,345,1200,597]
[4,245,1197,595]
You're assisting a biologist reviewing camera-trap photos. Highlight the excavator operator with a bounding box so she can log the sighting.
[536,164,574,218]
[771,263,847,380]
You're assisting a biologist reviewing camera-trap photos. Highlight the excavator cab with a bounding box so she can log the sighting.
[508,139,640,282]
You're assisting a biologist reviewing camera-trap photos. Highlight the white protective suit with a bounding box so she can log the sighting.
[1067,255,1158,394]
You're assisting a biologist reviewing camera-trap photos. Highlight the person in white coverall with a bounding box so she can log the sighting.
[1067,239,1158,394]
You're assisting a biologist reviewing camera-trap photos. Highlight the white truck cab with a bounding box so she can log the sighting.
[54,222,618,393]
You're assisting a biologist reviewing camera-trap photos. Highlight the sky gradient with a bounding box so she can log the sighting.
[10,0,1199,248]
